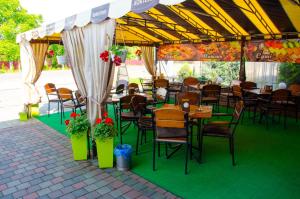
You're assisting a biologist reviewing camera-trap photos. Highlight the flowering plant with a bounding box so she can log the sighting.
[99,45,126,66]
[47,50,54,58]
[65,112,90,137]
[94,112,117,140]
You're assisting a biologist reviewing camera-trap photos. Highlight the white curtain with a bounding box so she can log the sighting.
[20,40,44,104]
[246,62,279,88]
[83,20,116,126]
[62,28,87,97]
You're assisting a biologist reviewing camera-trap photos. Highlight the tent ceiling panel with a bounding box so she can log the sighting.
[17,0,300,45]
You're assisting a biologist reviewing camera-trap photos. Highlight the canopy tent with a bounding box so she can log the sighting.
[17,0,300,124]
[17,0,300,45]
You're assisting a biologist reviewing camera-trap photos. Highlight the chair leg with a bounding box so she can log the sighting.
[153,139,156,171]
[198,133,203,163]
[57,102,60,114]
[48,102,50,117]
[185,143,189,175]
[230,137,236,166]
[136,128,140,155]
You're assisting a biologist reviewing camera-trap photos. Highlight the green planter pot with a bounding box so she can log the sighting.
[19,112,28,121]
[30,104,39,117]
[96,137,114,168]
[71,132,88,160]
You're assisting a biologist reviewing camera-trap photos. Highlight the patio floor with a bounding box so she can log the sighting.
[0,119,178,199]
[35,105,300,199]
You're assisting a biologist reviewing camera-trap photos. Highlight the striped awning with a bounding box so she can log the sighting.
[17,0,300,45]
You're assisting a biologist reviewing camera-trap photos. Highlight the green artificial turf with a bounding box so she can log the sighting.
[35,105,300,199]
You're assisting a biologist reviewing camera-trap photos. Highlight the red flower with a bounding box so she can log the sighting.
[65,120,70,126]
[100,50,109,62]
[104,117,113,125]
[70,112,77,118]
[113,56,122,66]
[95,118,102,124]
[48,50,54,57]
[103,112,108,118]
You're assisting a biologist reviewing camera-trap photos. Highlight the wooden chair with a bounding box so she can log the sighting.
[74,90,86,112]
[131,96,153,155]
[221,80,241,112]
[199,100,244,165]
[118,95,146,144]
[176,92,200,106]
[139,78,152,93]
[57,88,78,124]
[240,81,257,90]
[128,82,140,94]
[153,108,190,174]
[182,77,199,91]
[259,89,291,129]
[44,83,60,116]
[201,84,221,112]
[232,85,257,123]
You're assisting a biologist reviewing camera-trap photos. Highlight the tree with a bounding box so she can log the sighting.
[278,63,300,85]
[0,0,42,61]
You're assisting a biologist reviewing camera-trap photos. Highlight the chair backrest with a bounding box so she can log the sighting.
[230,80,241,86]
[232,85,243,99]
[154,109,188,138]
[240,81,257,89]
[44,83,57,94]
[131,95,147,115]
[154,79,169,89]
[116,84,125,94]
[183,77,199,86]
[128,83,139,89]
[202,84,221,97]
[176,92,200,106]
[119,95,134,110]
[75,90,86,105]
[271,89,290,102]
[288,84,300,96]
[57,88,73,101]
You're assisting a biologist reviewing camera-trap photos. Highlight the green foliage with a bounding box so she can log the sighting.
[47,44,65,68]
[66,113,90,137]
[177,62,193,81]
[278,63,300,85]
[202,62,240,86]
[94,118,117,141]
[0,0,42,61]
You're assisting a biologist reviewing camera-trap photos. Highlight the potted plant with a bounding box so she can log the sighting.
[109,45,127,63]
[94,112,117,168]
[46,50,54,66]
[65,112,90,160]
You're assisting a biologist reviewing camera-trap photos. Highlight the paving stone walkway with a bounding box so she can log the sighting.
[0,119,179,199]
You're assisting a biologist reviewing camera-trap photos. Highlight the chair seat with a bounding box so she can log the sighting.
[138,116,153,128]
[202,124,231,137]
[121,112,139,119]
[156,137,187,143]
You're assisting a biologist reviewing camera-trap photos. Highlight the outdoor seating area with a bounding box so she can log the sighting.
[3,0,300,198]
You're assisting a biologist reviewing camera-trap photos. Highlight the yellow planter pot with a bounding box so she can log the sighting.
[71,132,88,160]
[96,137,114,168]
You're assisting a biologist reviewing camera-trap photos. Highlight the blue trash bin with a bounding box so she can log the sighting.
[114,144,132,171]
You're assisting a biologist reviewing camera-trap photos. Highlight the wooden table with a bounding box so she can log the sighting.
[161,104,212,119]
[243,88,271,96]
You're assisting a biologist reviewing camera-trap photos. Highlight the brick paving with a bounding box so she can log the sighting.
[0,119,179,199]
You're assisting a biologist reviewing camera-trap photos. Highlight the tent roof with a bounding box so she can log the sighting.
[17,0,300,45]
